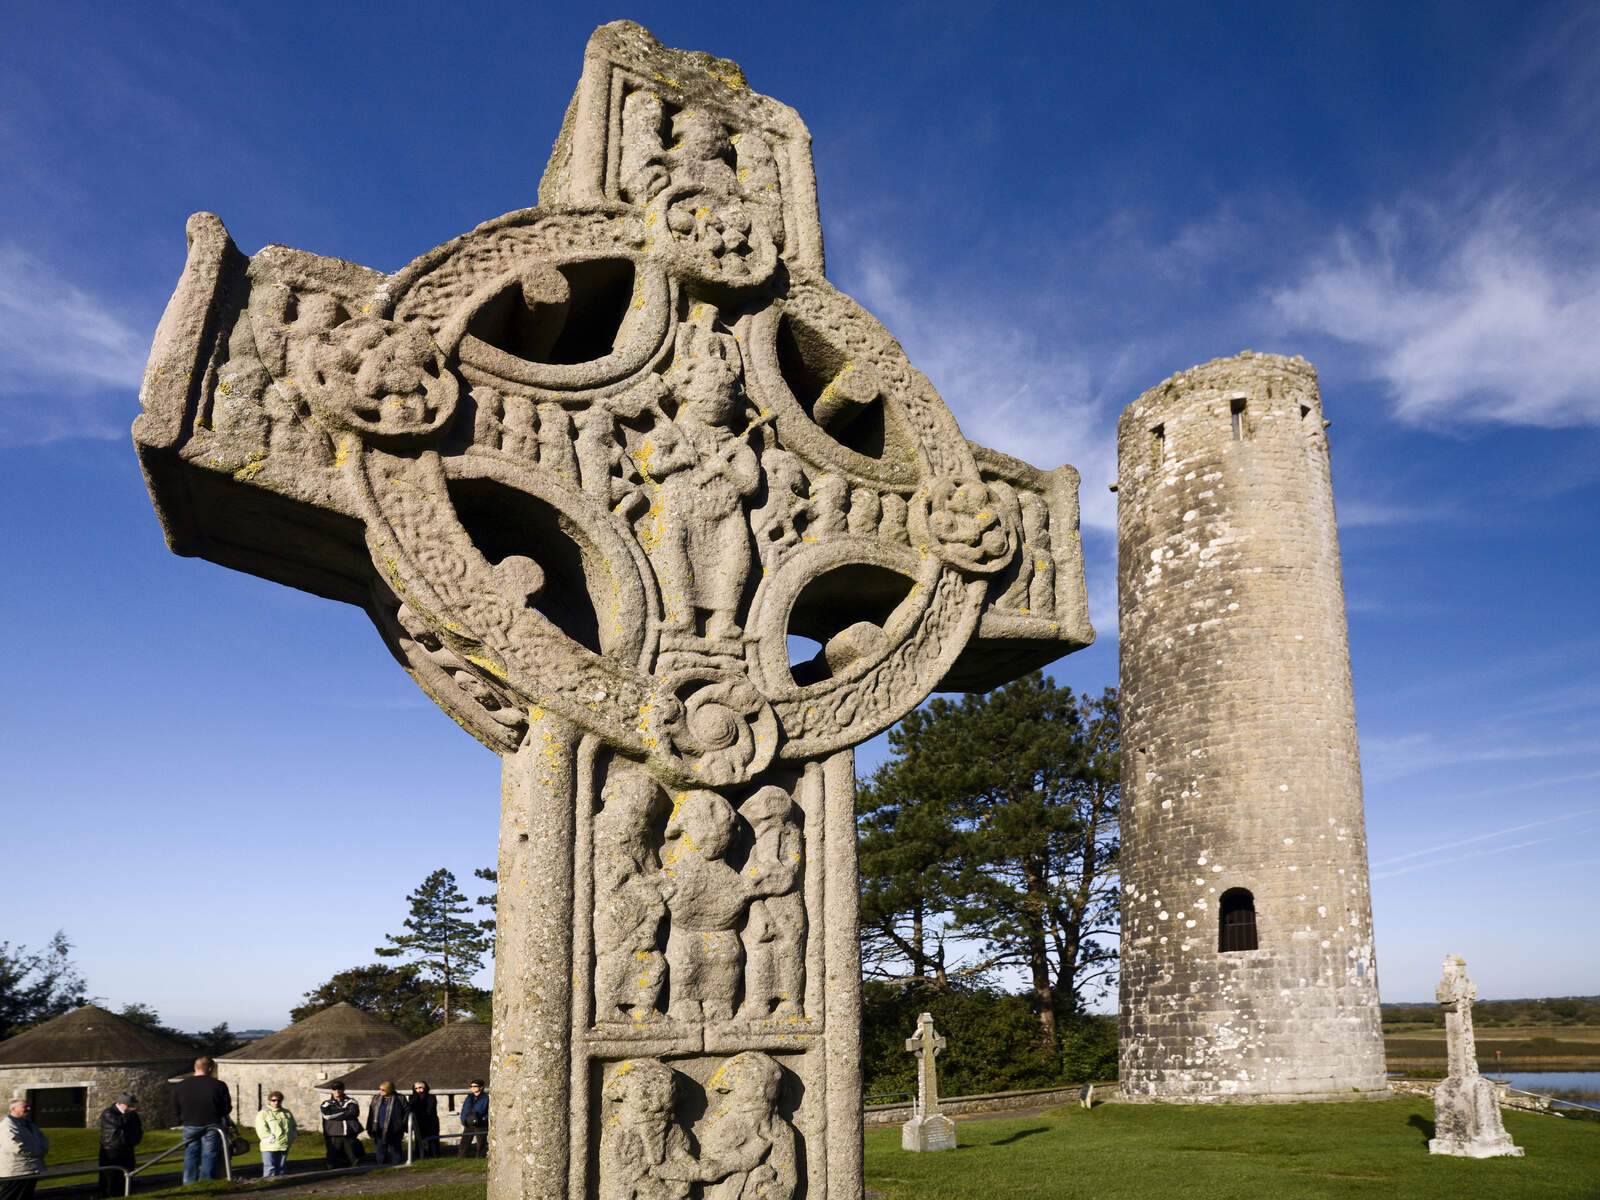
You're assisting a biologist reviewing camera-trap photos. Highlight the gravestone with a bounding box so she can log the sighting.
[901,1013,955,1152]
[1429,955,1522,1158]
[132,21,1090,1200]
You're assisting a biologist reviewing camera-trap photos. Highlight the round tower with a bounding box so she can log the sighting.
[1115,351,1387,1101]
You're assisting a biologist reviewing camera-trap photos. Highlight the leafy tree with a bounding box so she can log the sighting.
[474,867,498,941]
[191,1022,243,1057]
[859,984,1117,1098]
[0,931,88,1040]
[291,963,449,1037]
[857,675,1120,1041]
[375,869,493,1025]
[117,1003,189,1042]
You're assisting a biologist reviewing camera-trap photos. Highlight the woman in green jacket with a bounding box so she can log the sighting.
[253,1094,297,1178]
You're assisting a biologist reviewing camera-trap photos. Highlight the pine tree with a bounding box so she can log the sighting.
[375,869,493,1025]
[856,675,1120,1041]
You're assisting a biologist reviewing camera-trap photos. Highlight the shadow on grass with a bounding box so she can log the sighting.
[1407,1113,1435,1145]
[988,1126,1050,1147]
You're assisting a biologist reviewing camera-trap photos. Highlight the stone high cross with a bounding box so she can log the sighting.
[905,1012,946,1117]
[1437,953,1479,1079]
[901,1012,955,1153]
[1429,955,1522,1158]
[133,22,1089,1199]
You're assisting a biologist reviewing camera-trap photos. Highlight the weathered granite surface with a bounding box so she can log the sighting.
[900,1013,954,1153]
[1115,353,1387,1102]
[133,21,1090,1199]
[1429,956,1522,1158]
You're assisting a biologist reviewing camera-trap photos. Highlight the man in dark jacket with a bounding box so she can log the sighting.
[318,1083,362,1169]
[456,1080,488,1159]
[408,1083,438,1159]
[96,1094,143,1198]
[171,1058,231,1185]
[364,1082,408,1166]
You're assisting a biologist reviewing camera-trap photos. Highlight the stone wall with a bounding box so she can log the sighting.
[862,1083,1112,1125]
[216,1059,374,1126]
[1115,352,1388,1101]
[0,1061,188,1127]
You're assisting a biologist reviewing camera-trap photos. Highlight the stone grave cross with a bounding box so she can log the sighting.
[1428,955,1522,1158]
[1437,953,1479,1078]
[901,1013,955,1152]
[906,1012,947,1117]
[132,21,1089,1199]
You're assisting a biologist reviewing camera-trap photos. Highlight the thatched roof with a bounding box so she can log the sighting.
[0,1005,194,1066]
[321,1020,490,1094]
[219,1003,409,1062]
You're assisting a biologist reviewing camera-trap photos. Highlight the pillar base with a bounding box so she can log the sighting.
[901,1114,956,1152]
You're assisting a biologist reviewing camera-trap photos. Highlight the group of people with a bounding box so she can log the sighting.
[318,1077,488,1165]
[0,1056,492,1197]
[0,1091,143,1200]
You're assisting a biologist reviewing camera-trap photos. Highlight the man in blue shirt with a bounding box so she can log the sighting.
[457,1081,488,1158]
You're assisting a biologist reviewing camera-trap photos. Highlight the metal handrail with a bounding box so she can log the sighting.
[404,1112,474,1165]
[4,1122,235,1196]
[1503,1085,1600,1115]
[128,1122,235,1190]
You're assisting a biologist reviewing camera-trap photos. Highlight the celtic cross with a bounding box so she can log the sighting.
[905,1012,947,1117]
[135,22,1089,1199]
[1436,954,1480,1079]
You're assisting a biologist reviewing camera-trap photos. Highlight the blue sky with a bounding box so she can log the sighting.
[2,1,1597,1031]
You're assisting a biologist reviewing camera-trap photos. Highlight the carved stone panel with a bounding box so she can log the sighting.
[133,20,1092,1200]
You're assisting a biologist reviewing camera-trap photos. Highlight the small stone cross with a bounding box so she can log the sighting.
[1428,954,1522,1158]
[905,1012,947,1117]
[1436,954,1479,1078]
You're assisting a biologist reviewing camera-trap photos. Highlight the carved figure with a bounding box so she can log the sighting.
[738,788,806,1021]
[600,1059,695,1200]
[642,315,761,641]
[659,790,796,1023]
[691,1053,796,1200]
[594,766,669,1022]
[751,446,812,565]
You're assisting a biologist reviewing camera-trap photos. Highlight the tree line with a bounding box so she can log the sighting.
[855,673,1121,1092]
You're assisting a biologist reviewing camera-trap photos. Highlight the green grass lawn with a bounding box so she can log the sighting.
[39,1098,1600,1200]
[864,1097,1600,1200]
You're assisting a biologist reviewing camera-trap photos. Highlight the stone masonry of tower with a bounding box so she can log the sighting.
[1115,351,1388,1101]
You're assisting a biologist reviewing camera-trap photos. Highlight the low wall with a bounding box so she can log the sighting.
[1389,1076,1553,1114]
[864,1083,1116,1126]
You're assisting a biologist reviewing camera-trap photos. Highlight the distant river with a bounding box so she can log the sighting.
[1497,1070,1600,1095]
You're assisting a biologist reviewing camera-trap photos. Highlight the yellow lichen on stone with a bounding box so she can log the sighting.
[232,451,267,483]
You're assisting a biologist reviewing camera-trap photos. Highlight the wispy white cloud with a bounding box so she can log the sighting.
[0,244,146,444]
[848,247,1121,532]
[1373,806,1600,869]
[1274,215,1600,428]
[1273,8,1600,430]
[1361,729,1598,783]
[1371,831,1593,880]
[1336,497,1460,527]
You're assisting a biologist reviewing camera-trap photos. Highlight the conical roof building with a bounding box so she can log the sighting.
[0,1005,194,1126]
[215,1003,411,1123]
[319,1020,491,1130]
[220,1002,408,1065]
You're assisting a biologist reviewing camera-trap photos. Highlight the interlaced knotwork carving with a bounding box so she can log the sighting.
[134,22,1091,1199]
